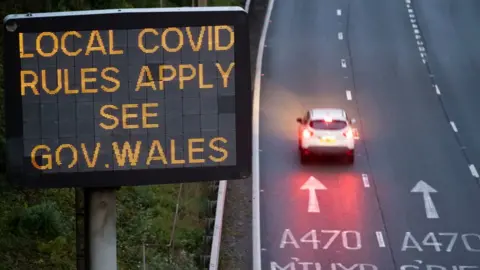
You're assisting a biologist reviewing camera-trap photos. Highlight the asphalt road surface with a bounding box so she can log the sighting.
[258,0,480,269]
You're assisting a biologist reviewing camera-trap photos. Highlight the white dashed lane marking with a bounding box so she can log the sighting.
[341,59,347,68]
[404,0,479,182]
[337,9,342,16]
[470,165,479,178]
[362,174,370,188]
[346,90,352,100]
[376,231,386,248]
[338,32,343,40]
[405,3,427,64]
[450,121,458,133]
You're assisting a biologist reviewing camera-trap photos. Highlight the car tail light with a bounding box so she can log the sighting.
[343,128,359,139]
[343,128,353,139]
[353,128,359,139]
[302,129,313,139]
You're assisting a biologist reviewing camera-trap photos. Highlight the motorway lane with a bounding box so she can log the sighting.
[259,0,393,269]
[413,0,480,178]
[349,0,480,267]
[258,0,480,269]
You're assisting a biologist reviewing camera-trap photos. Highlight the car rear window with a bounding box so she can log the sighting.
[310,120,347,130]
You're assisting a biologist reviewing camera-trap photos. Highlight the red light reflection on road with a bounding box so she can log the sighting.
[286,170,367,230]
[336,173,365,226]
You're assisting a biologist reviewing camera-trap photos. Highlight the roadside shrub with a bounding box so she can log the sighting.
[8,201,65,240]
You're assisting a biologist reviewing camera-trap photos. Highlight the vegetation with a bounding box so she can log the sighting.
[0,0,242,269]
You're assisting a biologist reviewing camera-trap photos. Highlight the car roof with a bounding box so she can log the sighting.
[309,108,347,121]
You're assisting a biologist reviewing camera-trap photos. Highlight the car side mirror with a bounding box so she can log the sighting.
[350,118,356,124]
[296,117,303,123]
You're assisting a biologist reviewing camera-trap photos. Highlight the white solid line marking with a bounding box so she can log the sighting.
[252,0,275,268]
[341,59,347,68]
[346,90,352,100]
[209,180,227,270]
[338,32,344,40]
[337,9,342,16]
[470,164,479,178]
[450,121,458,132]
[435,85,441,95]
[376,231,386,247]
[362,174,370,188]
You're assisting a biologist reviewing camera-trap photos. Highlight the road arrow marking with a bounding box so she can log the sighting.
[300,176,327,213]
[411,180,439,219]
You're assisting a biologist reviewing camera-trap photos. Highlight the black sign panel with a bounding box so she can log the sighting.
[3,7,252,188]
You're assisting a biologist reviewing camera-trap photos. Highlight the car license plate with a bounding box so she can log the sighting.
[321,136,335,143]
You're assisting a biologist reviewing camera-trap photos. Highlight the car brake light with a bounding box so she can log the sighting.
[302,129,313,138]
[343,128,360,139]
[343,128,353,139]
[353,128,359,139]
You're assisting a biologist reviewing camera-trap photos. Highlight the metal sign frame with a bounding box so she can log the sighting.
[3,7,252,188]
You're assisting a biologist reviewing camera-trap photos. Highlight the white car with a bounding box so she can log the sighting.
[296,108,358,164]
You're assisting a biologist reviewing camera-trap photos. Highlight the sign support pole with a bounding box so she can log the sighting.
[84,188,117,270]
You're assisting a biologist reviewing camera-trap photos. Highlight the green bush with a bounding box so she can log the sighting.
[8,201,66,240]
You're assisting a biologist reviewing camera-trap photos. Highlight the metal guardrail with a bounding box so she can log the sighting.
[197,1,254,269]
